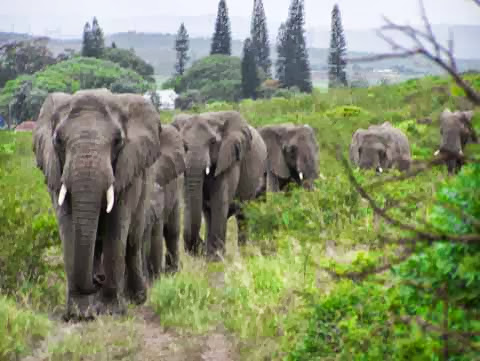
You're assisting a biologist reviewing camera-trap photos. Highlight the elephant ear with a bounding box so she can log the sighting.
[33,92,72,192]
[113,95,162,191]
[258,125,290,179]
[460,111,478,143]
[349,128,366,165]
[214,112,253,177]
[170,113,193,131]
[155,124,186,186]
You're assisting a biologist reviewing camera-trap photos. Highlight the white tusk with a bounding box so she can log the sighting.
[205,166,210,175]
[106,185,114,214]
[459,150,464,157]
[434,150,440,156]
[299,172,303,180]
[58,184,67,206]
[377,167,383,173]
[319,173,326,181]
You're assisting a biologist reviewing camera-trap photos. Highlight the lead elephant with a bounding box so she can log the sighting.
[434,108,477,174]
[143,125,185,281]
[171,111,267,261]
[349,122,411,172]
[258,123,319,192]
[33,89,182,320]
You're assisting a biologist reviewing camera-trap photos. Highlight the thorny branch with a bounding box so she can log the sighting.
[346,0,480,105]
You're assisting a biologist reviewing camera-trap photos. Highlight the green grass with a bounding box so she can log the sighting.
[1,73,479,360]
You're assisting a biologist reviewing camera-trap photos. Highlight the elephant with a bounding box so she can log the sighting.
[258,123,320,192]
[349,122,411,173]
[171,111,267,261]
[33,89,183,320]
[434,108,477,174]
[143,125,185,282]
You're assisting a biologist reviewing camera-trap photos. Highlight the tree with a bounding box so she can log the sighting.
[275,23,288,86]
[278,0,312,93]
[90,17,105,58]
[210,0,232,55]
[241,38,260,99]
[111,41,117,49]
[175,23,190,76]
[328,4,348,88]
[250,0,271,76]
[81,22,93,57]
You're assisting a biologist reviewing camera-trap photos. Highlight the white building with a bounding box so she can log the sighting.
[144,89,178,110]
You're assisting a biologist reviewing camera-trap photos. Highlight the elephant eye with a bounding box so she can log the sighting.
[209,137,217,146]
[113,131,124,149]
[52,130,64,148]
[184,142,189,152]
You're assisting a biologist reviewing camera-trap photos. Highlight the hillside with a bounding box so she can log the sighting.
[3,31,480,79]
[1,73,479,360]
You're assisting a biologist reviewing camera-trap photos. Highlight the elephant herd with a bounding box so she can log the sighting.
[32,89,476,321]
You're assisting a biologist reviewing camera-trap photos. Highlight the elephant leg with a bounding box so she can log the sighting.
[164,201,180,274]
[206,185,229,261]
[125,236,147,305]
[93,236,105,287]
[149,217,164,280]
[98,210,129,315]
[267,171,280,193]
[142,221,153,283]
[235,206,248,246]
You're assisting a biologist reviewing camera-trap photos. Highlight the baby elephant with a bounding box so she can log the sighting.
[258,123,320,192]
[143,125,185,282]
[350,122,411,173]
[434,108,477,175]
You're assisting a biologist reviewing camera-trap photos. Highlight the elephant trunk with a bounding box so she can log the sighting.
[183,153,206,254]
[68,154,113,294]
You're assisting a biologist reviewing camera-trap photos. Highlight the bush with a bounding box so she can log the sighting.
[0,296,51,360]
[0,57,152,123]
[177,55,242,103]
[175,89,205,111]
[101,47,155,82]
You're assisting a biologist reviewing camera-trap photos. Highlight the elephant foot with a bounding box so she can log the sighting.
[63,292,98,322]
[164,263,179,274]
[97,291,128,316]
[206,250,224,263]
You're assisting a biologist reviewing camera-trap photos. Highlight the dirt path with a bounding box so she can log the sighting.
[22,305,237,361]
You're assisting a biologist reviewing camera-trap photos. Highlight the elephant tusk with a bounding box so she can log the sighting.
[205,166,210,175]
[106,185,114,214]
[377,167,383,173]
[319,173,326,181]
[58,184,67,206]
[299,172,303,180]
[459,150,464,157]
[434,149,440,156]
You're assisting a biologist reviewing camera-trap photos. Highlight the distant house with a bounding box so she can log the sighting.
[15,120,36,132]
[144,89,178,110]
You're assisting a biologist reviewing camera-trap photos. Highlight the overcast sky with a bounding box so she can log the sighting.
[1,0,479,38]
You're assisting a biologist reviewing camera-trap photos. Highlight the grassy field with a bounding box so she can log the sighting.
[1,74,479,360]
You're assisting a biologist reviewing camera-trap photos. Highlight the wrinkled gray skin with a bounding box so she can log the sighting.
[435,109,477,174]
[350,122,412,172]
[258,123,319,192]
[33,89,183,320]
[171,111,267,260]
[143,125,185,281]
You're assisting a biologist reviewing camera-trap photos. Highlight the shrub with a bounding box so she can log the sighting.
[0,57,152,123]
[0,295,51,359]
[177,55,242,103]
[101,47,155,82]
[175,89,205,110]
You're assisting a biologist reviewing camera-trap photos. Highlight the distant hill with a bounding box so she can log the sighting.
[2,31,480,80]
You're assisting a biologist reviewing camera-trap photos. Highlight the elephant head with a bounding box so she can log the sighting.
[435,109,477,174]
[350,122,411,173]
[33,90,163,296]
[259,124,319,189]
[172,111,252,252]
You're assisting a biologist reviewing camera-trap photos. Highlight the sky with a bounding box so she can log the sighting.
[1,0,479,38]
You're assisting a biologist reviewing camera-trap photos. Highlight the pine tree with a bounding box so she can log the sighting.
[111,41,117,48]
[328,4,348,88]
[174,23,190,76]
[241,38,260,99]
[90,17,105,58]
[250,0,271,77]
[81,22,93,57]
[275,23,287,86]
[278,0,312,93]
[210,0,232,55]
